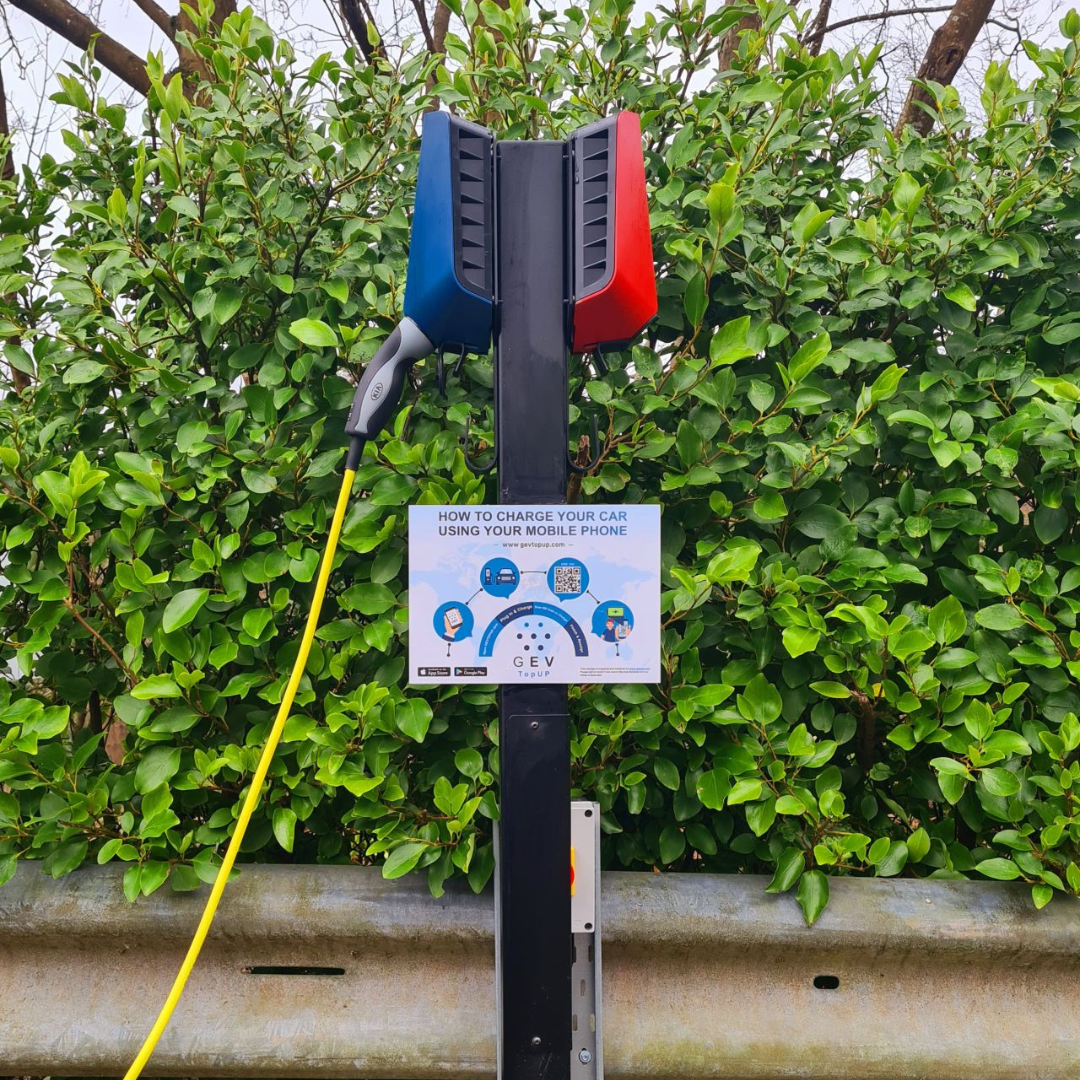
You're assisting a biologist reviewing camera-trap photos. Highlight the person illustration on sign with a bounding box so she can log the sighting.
[592,602,633,657]
[434,602,474,656]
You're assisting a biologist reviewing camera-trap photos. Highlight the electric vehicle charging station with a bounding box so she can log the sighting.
[122,108,656,1080]
[396,108,658,1080]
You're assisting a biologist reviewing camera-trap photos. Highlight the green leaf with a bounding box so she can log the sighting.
[1043,322,1080,345]
[658,824,686,864]
[810,681,850,699]
[683,271,707,328]
[943,283,977,311]
[45,839,88,879]
[737,673,783,723]
[752,491,787,521]
[395,699,433,742]
[162,588,209,633]
[794,504,850,540]
[908,827,931,862]
[765,847,804,894]
[829,237,873,263]
[980,767,1021,797]
[131,674,183,700]
[675,419,703,466]
[136,746,181,793]
[975,857,1022,880]
[796,869,829,925]
[696,769,730,810]
[167,194,200,219]
[455,748,484,777]
[746,795,777,836]
[707,543,761,584]
[788,333,831,383]
[929,595,967,645]
[272,806,297,853]
[875,840,909,877]
[710,316,757,366]
[975,605,1024,631]
[705,182,735,226]
[214,286,243,326]
[792,202,833,245]
[64,359,106,385]
[782,626,820,658]
[383,842,427,879]
[289,318,339,348]
[653,756,680,791]
[123,865,142,902]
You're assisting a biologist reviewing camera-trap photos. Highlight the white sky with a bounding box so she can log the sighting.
[0,0,1067,169]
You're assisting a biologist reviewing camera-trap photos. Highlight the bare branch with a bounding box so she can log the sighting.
[815,6,956,40]
[7,0,152,93]
[131,0,177,42]
[411,0,434,52]
[894,0,996,136]
[339,0,381,62]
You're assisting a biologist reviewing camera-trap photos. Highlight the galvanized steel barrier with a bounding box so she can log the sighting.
[1,864,1078,1078]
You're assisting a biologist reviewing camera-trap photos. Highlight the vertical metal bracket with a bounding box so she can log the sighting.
[570,801,602,1080]
[494,139,572,1080]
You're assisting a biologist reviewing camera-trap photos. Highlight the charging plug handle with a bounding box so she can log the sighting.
[345,317,435,440]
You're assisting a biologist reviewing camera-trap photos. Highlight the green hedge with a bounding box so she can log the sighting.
[1,1,1080,921]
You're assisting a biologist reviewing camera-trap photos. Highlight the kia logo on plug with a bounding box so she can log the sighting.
[371,382,384,400]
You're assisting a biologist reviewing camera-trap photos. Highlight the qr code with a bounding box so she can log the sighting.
[554,565,581,594]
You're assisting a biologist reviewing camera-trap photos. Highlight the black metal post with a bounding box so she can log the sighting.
[494,139,572,1080]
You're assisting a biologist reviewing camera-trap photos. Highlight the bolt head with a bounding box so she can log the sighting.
[530,1036,542,1048]
[579,1049,593,1064]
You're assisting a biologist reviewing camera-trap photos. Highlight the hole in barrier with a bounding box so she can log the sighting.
[244,965,346,976]
[813,974,840,990]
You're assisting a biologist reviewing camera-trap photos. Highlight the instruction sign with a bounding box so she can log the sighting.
[408,505,660,685]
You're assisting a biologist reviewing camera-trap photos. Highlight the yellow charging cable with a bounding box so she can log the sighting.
[122,465,356,1079]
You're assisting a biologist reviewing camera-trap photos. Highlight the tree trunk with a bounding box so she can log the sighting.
[718,6,761,71]
[0,63,13,183]
[894,0,995,136]
[7,0,152,94]
[804,0,832,56]
[425,2,453,95]
[176,0,238,86]
[0,62,29,394]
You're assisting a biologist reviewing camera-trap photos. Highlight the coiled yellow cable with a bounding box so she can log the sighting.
[122,465,356,1079]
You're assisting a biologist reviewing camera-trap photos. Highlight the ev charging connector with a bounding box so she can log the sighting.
[343,112,495,467]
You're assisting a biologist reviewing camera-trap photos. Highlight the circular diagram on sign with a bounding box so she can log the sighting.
[434,601,475,643]
[480,557,520,598]
[547,556,589,601]
[592,600,634,644]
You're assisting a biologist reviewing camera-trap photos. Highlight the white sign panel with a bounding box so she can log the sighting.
[408,504,660,685]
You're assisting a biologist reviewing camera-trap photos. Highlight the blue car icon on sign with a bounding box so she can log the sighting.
[496,569,517,585]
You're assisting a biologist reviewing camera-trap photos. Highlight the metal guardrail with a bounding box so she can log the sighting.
[1,864,1078,1077]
